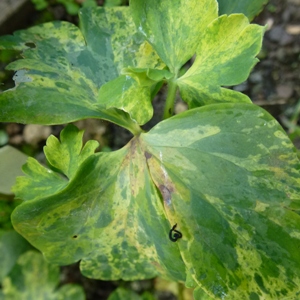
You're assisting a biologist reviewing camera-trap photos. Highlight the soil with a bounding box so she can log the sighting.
[0,0,299,299]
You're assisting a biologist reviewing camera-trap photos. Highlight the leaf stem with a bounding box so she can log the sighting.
[128,122,144,136]
[163,79,177,120]
[177,282,185,300]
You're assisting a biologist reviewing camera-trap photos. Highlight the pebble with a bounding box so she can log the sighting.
[233,81,249,92]
[286,25,300,35]
[276,84,294,99]
[249,71,263,84]
[23,124,52,146]
[267,25,293,45]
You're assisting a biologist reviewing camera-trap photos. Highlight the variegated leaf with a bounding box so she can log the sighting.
[44,124,99,180]
[130,0,218,74]
[12,103,300,298]
[0,7,162,128]
[141,103,300,299]
[12,125,186,282]
[177,14,265,108]
[12,125,97,201]
[1,251,85,300]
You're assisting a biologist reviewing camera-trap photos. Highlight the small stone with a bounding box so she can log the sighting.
[5,123,21,135]
[9,134,23,145]
[268,26,285,43]
[267,25,293,45]
[276,48,287,62]
[233,81,248,92]
[23,124,52,146]
[286,25,300,35]
[249,72,263,84]
[276,85,294,99]
[174,101,188,114]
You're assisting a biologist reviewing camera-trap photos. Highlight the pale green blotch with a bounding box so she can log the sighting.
[144,125,221,148]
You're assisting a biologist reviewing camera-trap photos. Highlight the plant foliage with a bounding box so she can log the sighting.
[0,0,300,299]
[1,251,85,300]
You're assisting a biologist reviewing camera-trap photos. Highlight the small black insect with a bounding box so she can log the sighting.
[169,223,182,242]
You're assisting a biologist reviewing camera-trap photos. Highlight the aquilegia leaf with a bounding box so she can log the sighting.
[12,103,300,298]
[0,7,163,129]
[177,14,265,107]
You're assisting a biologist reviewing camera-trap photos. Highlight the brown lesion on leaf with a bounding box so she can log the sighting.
[159,184,173,207]
[143,149,176,210]
[144,151,152,160]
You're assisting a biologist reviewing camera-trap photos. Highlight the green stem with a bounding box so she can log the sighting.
[128,122,144,136]
[177,282,185,300]
[163,79,177,120]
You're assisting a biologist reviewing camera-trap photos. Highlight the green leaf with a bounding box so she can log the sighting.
[193,287,214,300]
[11,103,300,297]
[107,287,142,300]
[130,0,218,74]
[218,0,269,21]
[58,0,80,15]
[98,75,153,125]
[12,124,98,201]
[82,0,98,9]
[55,284,86,300]
[31,0,48,10]
[177,14,265,108]
[0,230,32,281]
[44,124,99,180]
[104,0,124,7]
[1,251,85,300]
[12,157,67,202]
[12,146,186,282]
[141,291,156,300]
[107,288,155,300]
[99,68,173,124]
[122,67,173,86]
[141,103,300,298]
[0,7,161,130]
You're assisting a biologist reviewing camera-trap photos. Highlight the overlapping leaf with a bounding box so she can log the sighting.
[44,124,99,179]
[218,0,269,21]
[141,103,300,299]
[130,0,265,109]
[12,104,300,298]
[1,251,85,300]
[130,0,218,74]
[0,7,162,128]
[177,14,265,107]
[12,125,186,282]
[12,125,97,201]
[0,1,267,126]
